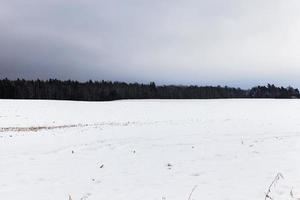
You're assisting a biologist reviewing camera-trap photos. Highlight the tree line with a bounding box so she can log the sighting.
[0,78,299,101]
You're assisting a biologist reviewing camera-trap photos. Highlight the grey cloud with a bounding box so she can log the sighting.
[0,0,300,88]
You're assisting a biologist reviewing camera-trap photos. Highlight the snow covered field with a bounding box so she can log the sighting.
[1,99,300,200]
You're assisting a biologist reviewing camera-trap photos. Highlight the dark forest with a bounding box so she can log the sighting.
[0,79,299,101]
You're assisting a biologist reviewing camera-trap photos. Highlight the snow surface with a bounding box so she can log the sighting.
[1,99,300,200]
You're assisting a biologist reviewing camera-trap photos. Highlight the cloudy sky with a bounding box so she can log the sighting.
[1,0,300,88]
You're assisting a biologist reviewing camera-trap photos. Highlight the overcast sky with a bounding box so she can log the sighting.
[1,0,300,88]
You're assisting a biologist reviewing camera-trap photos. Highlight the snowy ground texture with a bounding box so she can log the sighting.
[1,99,300,200]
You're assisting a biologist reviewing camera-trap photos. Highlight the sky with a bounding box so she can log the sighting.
[1,0,300,88]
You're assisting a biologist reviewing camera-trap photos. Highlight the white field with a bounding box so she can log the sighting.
[1,99,300,200]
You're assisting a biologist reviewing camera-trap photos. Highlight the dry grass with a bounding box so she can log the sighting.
[0,121,140,133]
[265,173,284,200]
[0,124,90,133]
